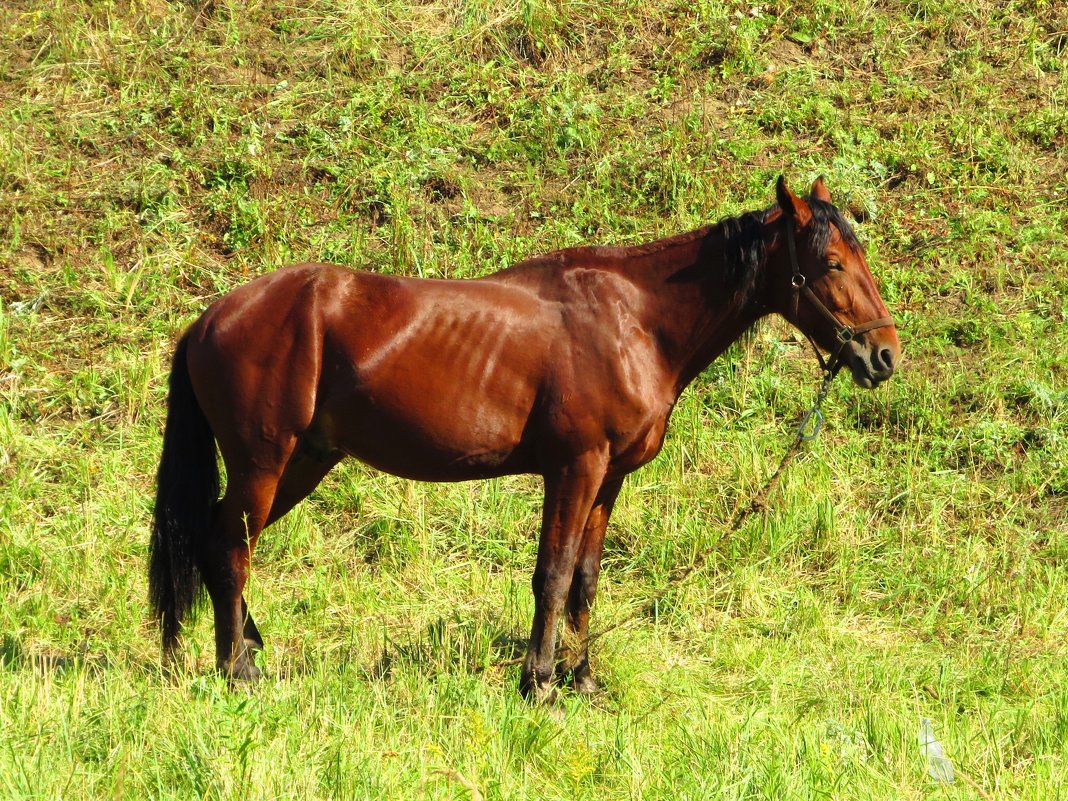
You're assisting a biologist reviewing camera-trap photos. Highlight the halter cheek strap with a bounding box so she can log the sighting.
[785,219,895,375]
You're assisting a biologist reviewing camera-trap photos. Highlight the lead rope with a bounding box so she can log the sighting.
[586,361,836,646]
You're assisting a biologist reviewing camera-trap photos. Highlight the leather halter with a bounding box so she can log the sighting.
[784,217,895,376]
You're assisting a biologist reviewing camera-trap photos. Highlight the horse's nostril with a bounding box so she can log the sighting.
[877,347,895,372]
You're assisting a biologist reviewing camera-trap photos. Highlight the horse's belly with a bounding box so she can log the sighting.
[318,393,537,482]
[315,279,549,480]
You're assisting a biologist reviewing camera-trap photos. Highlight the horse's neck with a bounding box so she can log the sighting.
[632,226,767,394]
[670,299,762,393]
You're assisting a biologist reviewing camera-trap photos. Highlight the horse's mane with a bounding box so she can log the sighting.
[717,194,860,301]
[806,197,861,255]
[719,207,771,301]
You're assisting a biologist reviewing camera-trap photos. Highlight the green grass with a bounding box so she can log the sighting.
[1,0,1067,798]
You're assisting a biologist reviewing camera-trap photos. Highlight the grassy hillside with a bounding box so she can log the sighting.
[1,0,1066,798]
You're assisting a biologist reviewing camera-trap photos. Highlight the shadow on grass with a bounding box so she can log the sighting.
[369,613,527,681]
[0,633,116,675]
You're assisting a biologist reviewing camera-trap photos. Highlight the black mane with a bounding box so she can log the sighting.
[717,194,861,298]
[719,207,771,301]
[806,197,862,255]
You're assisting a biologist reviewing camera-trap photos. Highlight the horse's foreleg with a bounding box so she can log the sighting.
[520,453,608,703]
[560,477,622,694]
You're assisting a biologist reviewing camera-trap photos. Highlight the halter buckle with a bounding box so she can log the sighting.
[835,326,854,343]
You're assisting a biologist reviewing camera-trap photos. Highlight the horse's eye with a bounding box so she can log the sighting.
[828,261,844,271]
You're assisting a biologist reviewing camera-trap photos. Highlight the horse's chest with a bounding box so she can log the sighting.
[610,411,671,473]
[584,353,675,472]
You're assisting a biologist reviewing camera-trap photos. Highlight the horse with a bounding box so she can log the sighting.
[149,176,899,701]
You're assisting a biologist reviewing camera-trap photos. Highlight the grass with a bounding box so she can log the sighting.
[1,0,1067,798]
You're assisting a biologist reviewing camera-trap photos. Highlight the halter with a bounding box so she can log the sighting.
[784,217,895,439]
[785,218,895,375]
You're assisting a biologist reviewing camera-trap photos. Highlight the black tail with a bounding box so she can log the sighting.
[149,334,219,653]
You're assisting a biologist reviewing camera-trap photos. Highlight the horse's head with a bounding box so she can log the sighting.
[768,176,901,388]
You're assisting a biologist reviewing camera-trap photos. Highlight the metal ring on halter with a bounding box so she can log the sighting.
[791,274,806,289]
[797,406,824,441]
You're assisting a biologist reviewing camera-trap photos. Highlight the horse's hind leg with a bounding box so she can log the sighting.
[241,598,264,653]
[237,448,342,655]
[201,455,292,682]
[265,447,343,528]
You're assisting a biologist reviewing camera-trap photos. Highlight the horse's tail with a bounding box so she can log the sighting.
[149,333,219,654]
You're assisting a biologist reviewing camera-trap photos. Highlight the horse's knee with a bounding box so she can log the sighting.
[571,558,600,607]
[532,565,571,605]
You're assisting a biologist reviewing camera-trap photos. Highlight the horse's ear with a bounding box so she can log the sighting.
[810,175,832,203]
[776,175,812,227]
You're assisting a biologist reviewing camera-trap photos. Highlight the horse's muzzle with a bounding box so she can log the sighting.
[846,340,898,388]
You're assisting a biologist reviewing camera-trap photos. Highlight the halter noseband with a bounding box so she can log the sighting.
[785,218,895,376]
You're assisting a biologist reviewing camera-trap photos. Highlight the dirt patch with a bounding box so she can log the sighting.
[12,243,52,272]
[765,37,807,69]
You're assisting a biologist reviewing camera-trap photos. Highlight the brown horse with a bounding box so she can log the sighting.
[150,177,899,700]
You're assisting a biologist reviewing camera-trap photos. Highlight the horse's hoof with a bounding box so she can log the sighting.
[530,682,559,706]
[519,673,558,705]
[559,658,600,695]
[571,670,600,696]
[221,656,262,683]
[235,663,262,682]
